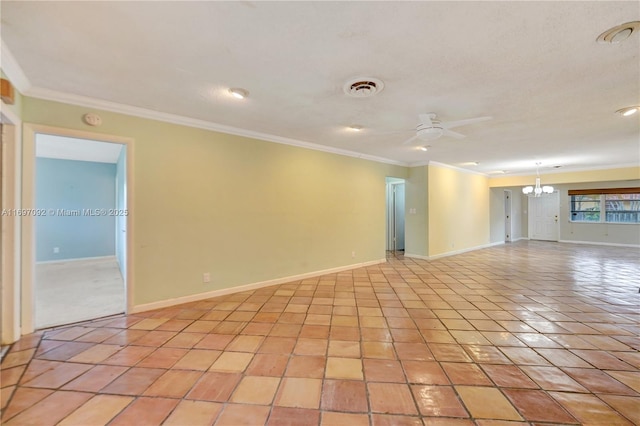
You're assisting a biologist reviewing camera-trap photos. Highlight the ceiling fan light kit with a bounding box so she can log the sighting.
[616,106,639,117]
[597,21,640,44]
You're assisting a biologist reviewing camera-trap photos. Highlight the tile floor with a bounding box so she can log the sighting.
[1,240,639,425]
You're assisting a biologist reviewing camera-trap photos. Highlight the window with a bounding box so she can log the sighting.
[569,188,640,224]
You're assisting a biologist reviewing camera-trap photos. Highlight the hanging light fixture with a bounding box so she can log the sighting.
[522,163,554,196]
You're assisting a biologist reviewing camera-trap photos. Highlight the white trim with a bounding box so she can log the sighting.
[499,163,640,177]
[131,259,386,314]
[25,87,406,167]
[403,253,429,260]
[404,241,504,261]
[35,255,116,265]
[1,41,32,93]
[559,240,640,248]
[425,161,488,176]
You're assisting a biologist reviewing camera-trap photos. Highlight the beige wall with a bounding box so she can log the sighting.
[489,167,640,187]
[404,166,429,257]
[22,97,407,306]
[428,164,490,256]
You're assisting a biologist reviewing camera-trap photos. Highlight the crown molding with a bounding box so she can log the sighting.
[1,41,31,93]
[25,86,408,167]
[502,162,640,177]
[427,161,489,176]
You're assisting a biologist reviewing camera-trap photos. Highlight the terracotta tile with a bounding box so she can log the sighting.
[143,369,202,397]
[285,355,326,378]
[137,347,188,368]
[270,323,302,337]
[3,391,92,426]
[321,379,368,412]
[22,362,92,388]
[363,359,406,383]
[402,360,450,385]
[259,336,297,354]
[109,396,178,425]
[325,357,363,380]
[62,365,128,392]
[102,345,155,366]
[57,394,132,426]
[163,331,206,348]
[520,366,588,392]
[606,370,640,393]
[499,347,551,365]
[74,328,121,343]
[550,391,633,425]
[194,333,234,350]
[411,385,468,417]
[215,403,270,426]
[421,418,473,426]
[368,382,418,415]
[463,345,512,364]
[37,342,95,362]
[6,334,42,352]
[1,365,25,388]
[455,385,523,421]
[360,316,388,329]
[480,364,538,389]
[361,327,393,342]
[563,367,637,395]
[241,322,274,336]
[230,375,280,405]
[128,318,168,330]
[267,406,320,426]
[419,329,456,344]
[299,325,330,339]
[18,359,62,384]
[514,333,563,348]
[44,327,93,341]
[163,400,222,425]
[1,386,14,412]
[394,342,433,360]
[103,329,147,346]
[154,319,194,332]
[321,411,369,426]
[330,326,360,341]
[428,343,472,362]
[371,414,423,426]
[535,348,593,367]
[173,349,221,371]
[328,340,360,357]
[503,389,577,423]
[133,330,177,347]
[294,338,328,356]
[226,335,265,352]
[187,371,241,401]
[362,341,396,359]
[101,367,165,395]
[245,353,289,376]
[209,351,253,372]
[274,377,322,409]
[571,349,636,370]
[1,387,53,422]
[599,394,640,425]
[450,330,492,345]
[442,362,492,385]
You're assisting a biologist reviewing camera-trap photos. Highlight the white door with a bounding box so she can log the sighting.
[528,191,559,241]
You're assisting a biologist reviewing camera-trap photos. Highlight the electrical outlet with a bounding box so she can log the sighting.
[203,272,211,283]
[53,247,60,254]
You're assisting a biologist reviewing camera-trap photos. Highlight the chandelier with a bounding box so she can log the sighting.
[522,163,554,197]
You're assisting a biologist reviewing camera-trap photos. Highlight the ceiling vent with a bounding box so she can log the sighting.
[597,21,640,44]
[343,77,384,98]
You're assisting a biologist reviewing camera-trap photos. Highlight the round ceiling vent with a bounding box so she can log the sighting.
[597,21,640,44]
[343,77,384,98]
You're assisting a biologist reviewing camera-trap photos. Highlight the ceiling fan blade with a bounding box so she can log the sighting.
[443,116,492,129]
[418,114,433,127]
[402,134,419,145]
[443,129,465,139]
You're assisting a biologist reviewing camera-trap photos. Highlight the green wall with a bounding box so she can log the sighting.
[22,97,407,306]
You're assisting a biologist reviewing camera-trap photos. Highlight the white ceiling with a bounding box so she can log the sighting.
[2,1,639,174]
[36,134,123,164]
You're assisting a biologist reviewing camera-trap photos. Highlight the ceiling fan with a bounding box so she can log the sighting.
[402,113,492,145]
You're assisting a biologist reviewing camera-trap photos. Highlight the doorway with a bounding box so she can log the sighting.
[21,124,133,334]
[528,191,559,241]
[34,134,127,328]
[386,178,405,255]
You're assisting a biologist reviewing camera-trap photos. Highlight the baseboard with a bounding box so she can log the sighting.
[404,241,503,261]
[558,240,640,248]
[36,255,116,265]
[130,258,387,314]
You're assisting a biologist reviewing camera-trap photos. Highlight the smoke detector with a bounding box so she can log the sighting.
[343,77,384,98]
[597,21,640,44]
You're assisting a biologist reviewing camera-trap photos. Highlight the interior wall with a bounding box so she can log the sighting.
[23,97,408,306]
[556,180,640,246]
[404,166,428,257]
[490,186,525,244]
[428,164,490,256]
[36,157,116,261]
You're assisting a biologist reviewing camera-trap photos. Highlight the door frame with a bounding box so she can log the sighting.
[21,123,134,334]
[1,107,22,344]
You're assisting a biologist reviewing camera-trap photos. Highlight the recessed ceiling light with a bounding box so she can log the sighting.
[597,21,640,44]
[229,88,249,99]
[419,146,428,152]
[616,106,639,117]
[348,125,363,131]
